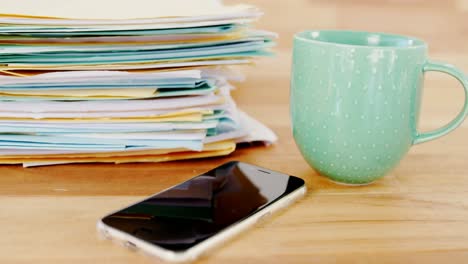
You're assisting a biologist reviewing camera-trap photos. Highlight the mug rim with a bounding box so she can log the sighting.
[294,30,427,50]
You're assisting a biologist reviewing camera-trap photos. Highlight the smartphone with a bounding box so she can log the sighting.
[97,161,306,263]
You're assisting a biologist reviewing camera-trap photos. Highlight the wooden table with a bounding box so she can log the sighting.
[2,1,468,263]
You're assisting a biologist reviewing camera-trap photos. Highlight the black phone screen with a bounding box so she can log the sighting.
[102,161,305,252]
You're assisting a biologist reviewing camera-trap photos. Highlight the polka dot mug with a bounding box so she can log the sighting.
[291,30,468,185]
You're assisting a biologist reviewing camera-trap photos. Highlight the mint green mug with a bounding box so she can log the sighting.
[291,30,468,185]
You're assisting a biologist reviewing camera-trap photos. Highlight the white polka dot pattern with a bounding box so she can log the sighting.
[291,31,427,184]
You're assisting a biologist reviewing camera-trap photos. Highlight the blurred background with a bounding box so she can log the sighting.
[225,0,468,137]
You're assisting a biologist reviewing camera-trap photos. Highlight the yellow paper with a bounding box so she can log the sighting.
[0,140,233,159]
[0,140,236,164]
[0,110,211,122]
[0,88,157,98]
[0,70,28,77]
[0,0,252,20]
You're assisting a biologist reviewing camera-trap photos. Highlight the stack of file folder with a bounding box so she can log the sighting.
[0,0,277,167]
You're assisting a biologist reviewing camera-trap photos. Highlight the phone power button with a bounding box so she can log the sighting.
[257,211,272,226]
[124,241,138,251]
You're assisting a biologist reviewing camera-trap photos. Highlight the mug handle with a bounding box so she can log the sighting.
[413,60,468,144]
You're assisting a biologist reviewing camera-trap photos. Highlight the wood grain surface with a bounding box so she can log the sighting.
[2,0,468,263]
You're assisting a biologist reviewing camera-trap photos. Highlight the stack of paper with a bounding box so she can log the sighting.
[0,0,277,167]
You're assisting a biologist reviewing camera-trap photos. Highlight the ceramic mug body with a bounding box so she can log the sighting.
[291,30,468,184]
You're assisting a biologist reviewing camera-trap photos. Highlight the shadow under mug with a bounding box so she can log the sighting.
[291,30,468,185]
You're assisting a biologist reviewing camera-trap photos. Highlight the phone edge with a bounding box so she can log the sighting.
[97,183,306,263]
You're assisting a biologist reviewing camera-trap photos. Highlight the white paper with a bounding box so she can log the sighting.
[2,58,251,71]
[203,110,277,144]
[0,69,201,85]
[0,0,258,22]
[21,110,276,167]
[0,17,256,28]
[0,106,226,119]
[236,110,278,144]
[0,94,223,113]
[61,130,207,140]
[0,121,220,133]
